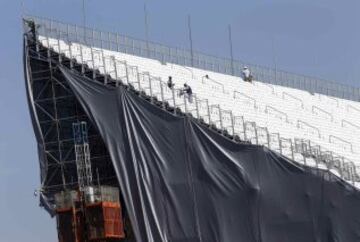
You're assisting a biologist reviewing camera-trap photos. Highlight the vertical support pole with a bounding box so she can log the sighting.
[91,47,95,79]
[172,88,176,114]
[67,26,74,69]
[348,164,353,184]
[101,49,107,84]
[124,61,129,84]
[116,33,120,52]
[315,147,319,169]
[160,81,165,106]
[46,36,51,60]
[307,140,311,157]
[355,165,358,183]
[266,129,270,148]
[345,163,350,181]
[302,141,307,165]
[80,45,85,74]
[206,99,211,124]
[112,57,119,86]
[123,36,128,54]
[218,106,223,130]
[82,0,86,44]
[230,111,235,137]
[195,95,200,119]
[35,23,40,58]
[290,139,295,160]
[272,37,277,84]
[100,31,103,49]
[243,119,247,141]
[346,164,351,183]
[108,32,111,50]
[326,153,331,171]
[132,38,134,54]
[254,123,259,145]
[228,24,234,75]
[144,3,150,57]
[66,23,70,42]
[148,73,153,97]
[74,24,78,44]
[187,15,194,67]
[296,139,303,160]
[184,91,188,113]
[136,67,141,90]
[340,157,345,178]
[57,30,62,63]
[279,136,283,155]
[50,19,53,38]
[91,29,95,48]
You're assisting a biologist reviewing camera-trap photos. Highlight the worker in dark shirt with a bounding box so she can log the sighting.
[24,19,37,41]
[181,83,193,103]
[167,76,175,89]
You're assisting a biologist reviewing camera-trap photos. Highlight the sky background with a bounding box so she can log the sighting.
[0,0,360,241]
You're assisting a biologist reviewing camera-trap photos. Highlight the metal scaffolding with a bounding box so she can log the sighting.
[23,19,117,209]
[73,121,93,191]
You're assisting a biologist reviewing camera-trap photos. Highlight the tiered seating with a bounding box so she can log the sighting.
[98,47,360,163]
[38,36,360,185]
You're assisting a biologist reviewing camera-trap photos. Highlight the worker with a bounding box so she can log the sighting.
[25,20,37,41]
[242,66,253,82]
[180,83,193,103]
[167,76,175,89]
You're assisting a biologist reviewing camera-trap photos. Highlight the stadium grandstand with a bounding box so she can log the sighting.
[23,15,360,242]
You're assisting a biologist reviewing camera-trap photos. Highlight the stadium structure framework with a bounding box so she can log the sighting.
[23,15,360,242]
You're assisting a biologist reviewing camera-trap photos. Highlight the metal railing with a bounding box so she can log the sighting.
[342,120,360,131]
[312,106,334,122]
[282,92,304,108]
[30,22,360,186]
[297,120,321,138]
[347,104,360,114]
[25,15,360,102]
[319,95,339,107]
[202,75,225,93]
[233,91,257,108]
[329,135,353,153]
[265,105,289,122]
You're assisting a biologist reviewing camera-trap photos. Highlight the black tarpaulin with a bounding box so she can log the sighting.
[60,66,360,242]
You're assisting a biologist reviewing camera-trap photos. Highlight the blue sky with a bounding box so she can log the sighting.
[0,0,359,241]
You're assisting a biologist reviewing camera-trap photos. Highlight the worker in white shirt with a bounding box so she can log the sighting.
[242,66,253,82]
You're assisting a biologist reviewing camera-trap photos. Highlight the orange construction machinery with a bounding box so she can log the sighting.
[55,186,125,242]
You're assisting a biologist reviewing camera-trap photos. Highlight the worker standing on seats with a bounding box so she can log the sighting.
[167,76,175,89]
[242,66,253,82]
[180,83,193,103]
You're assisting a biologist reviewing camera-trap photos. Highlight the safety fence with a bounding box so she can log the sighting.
[25,15,360,102]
